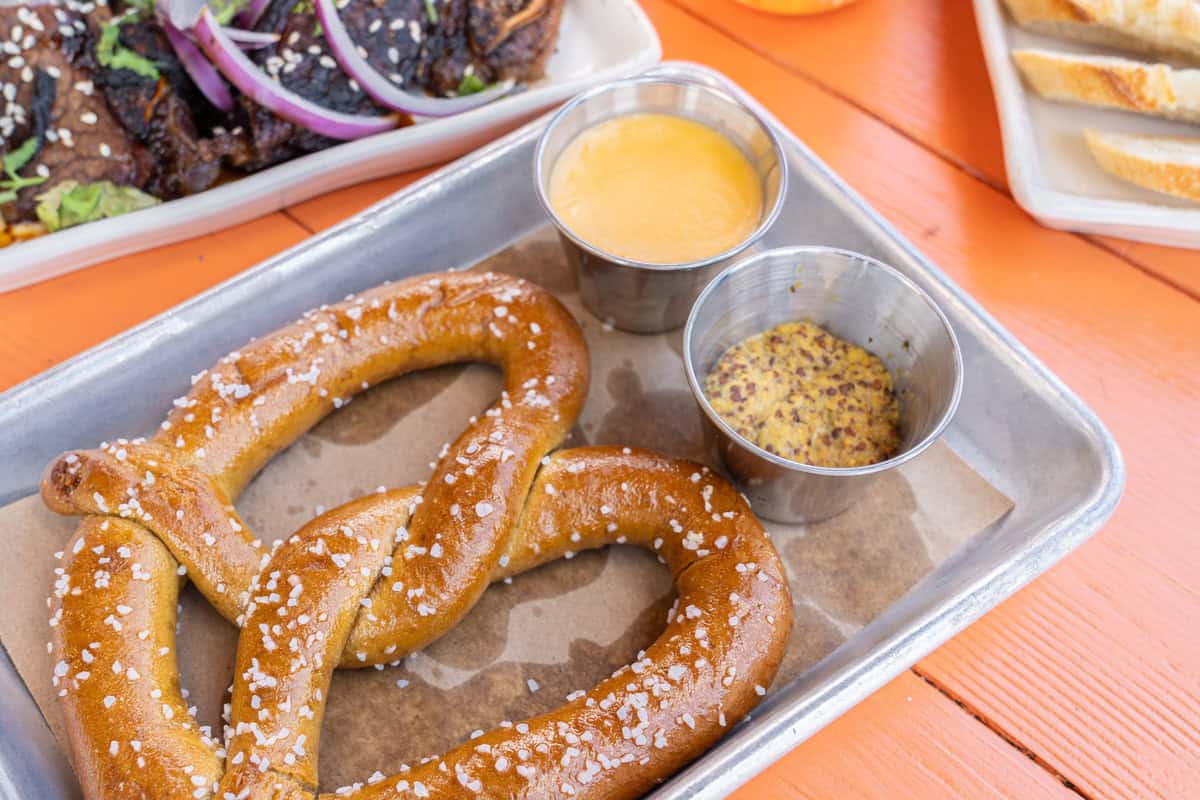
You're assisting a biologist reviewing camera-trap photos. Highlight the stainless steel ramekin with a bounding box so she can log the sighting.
[684,247,963,523]
[533,76,788,334]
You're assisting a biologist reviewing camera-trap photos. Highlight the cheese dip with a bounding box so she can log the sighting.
[547,113,764,264]
[704,321,901,468]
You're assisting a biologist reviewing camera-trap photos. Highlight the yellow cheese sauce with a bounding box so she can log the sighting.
[547,113,764,264]
[704,321,901,468]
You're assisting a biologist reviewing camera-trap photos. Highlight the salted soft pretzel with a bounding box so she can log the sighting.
[42,271,793,799]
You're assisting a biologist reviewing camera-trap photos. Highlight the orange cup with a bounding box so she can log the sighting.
[731,0,859,14]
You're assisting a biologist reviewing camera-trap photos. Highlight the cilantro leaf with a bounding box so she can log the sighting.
[97,19,160,79]
[3,137,40,178]
[35,180,160,232]
[122,0,157,17]
[0,139,47,206]
[456,74,486,96]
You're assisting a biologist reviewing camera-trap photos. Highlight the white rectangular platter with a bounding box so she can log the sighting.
[0,0,660,291]
[974,0,1200,248]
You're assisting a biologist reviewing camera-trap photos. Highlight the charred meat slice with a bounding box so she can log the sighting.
[230,0,399,170]
[429,0,564,95]
[1,4,148,223]
[232,0,563,167]
[470,0,562,85]
[90,16,239,197]
[314,0,565,97]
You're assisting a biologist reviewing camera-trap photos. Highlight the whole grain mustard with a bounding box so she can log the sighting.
[704,321,901,468]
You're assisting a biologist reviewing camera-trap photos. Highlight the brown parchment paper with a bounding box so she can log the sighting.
[0,229,1012,793]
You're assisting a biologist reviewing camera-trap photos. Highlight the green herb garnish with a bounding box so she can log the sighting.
[3,137,39,176]
[212,0,244,24]
[97,19,161,79]
[35,180,160,232]
[0,136,47,206]
[456,73,486,96]
[122,0,157,17]
[424,0,438,24]
[291,0,322,34]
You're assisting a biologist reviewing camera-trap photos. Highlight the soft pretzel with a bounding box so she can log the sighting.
[44,271,589,661]
[42,272,793,799]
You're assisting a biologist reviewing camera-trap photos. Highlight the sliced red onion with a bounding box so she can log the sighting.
[191,7,399,140]
[223,26,280,48]
[159,9,234,112]
[313,0,513,117]
[234,0,271,30]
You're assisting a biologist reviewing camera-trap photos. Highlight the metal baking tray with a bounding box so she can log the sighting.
[0,61,1124,799]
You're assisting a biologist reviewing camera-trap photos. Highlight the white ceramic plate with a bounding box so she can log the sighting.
[974,0,1200,248]
[0,0,660,291]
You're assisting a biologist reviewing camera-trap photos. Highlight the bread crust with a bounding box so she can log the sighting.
[1085,128,1200,200]
[1012,49,1200,122]
[1003,0,1200,62]
[43,272,793,799]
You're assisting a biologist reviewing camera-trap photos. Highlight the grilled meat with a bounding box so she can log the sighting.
[231,0,399,170]
[1,3,149,222]
[1,0,564,231]
[468,0,562,87]
[91,16,239,197]
[440,0,563,94]
[232,0,563,167]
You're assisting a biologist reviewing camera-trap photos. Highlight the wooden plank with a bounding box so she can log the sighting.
[637,1,1200,797]
[919,534,1200,799]
[731,672,1080,800]
[0,213,311,390]
[667,0,1008,184]
[668,0,1200,298]
[1091,234,1200,297]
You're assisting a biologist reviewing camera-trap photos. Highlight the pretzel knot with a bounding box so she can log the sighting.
[41,272,792,800]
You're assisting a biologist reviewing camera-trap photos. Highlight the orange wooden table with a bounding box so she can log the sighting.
[3,2,1198,798]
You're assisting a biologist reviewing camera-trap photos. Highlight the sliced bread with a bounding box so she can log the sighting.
[1002,0,1200,63]
[1084,128,1200,201]
[1013,48,1200,122]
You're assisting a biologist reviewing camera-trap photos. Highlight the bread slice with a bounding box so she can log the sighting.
[1002,0,1200,63]
[1084,129,1200,201]
[1013,48,1200,122]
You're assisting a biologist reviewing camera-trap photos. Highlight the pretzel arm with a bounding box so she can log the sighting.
[226,448,791,800]
[221,489,419,797]
[42,272,590,640]
[51,517,224,800]
[42,444,265,623]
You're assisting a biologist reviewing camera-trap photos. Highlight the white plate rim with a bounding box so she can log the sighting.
[973,0,1200,249]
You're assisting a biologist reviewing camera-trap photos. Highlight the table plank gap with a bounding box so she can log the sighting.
[920,549,1200,800]
[911,668,1095,800]
[0,212,313,390]
[281,207,318,235]
[1081,236,1200,302]
[730,671,1083,799]
[663,0,1200,304]
[661,0,1006,190]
